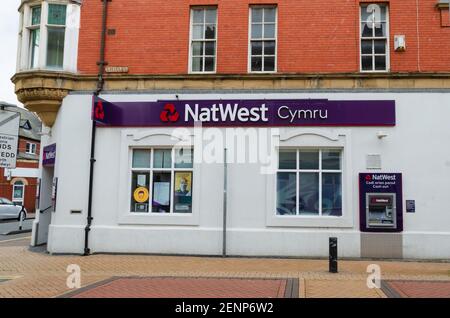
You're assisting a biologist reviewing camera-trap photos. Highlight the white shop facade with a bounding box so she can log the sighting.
[32,90,450,260]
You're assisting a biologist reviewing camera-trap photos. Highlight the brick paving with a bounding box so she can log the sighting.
[62,277,290,298]
[0,236,449,298]
[382,280,450,298]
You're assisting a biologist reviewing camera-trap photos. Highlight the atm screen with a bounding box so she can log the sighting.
[367,194,396,228]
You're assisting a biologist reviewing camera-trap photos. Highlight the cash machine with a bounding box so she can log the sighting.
[359,173,403,232]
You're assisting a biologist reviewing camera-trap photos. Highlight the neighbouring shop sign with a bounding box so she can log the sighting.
[0,111,20,169]
[43,143,56,166]
[92,96,396,127]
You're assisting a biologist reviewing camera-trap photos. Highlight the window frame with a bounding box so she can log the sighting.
[27,5,42,69]
[188,6,218,74]
[18,0,79,72]
[276,148,343,217]
[25,142,37,154]
[45,3,67,69]
[359,3,390,73]
[248,5,278,74]
[129,147,194,214]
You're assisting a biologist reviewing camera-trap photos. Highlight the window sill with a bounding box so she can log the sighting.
[359,70,390,73]
[266,214,353,228]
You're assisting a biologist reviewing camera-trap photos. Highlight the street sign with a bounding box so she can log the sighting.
[0,110,20,169]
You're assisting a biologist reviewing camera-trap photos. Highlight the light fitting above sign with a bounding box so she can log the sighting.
[92,96,396,127]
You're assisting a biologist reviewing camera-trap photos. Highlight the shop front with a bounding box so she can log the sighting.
[39,91,450,259]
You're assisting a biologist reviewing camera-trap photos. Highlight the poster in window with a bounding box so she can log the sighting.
[174,172,192,213]
[131,172,149,212]
[153,182,170,206]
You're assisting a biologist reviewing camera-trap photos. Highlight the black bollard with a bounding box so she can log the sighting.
[329,237,338,273]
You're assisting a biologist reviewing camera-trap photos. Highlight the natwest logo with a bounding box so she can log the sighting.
[185,103,269,123]
[160,103,180,122]
[94,100,105,121]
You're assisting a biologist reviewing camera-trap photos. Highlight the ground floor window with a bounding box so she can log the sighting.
[130,148,193,214]
[276,149,342,216]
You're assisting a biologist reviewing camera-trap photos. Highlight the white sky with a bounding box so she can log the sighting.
[0,0,22,106]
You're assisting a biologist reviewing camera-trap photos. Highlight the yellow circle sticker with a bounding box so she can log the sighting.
[133,187,149,203]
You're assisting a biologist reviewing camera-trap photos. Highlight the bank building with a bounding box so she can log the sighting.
[12,0,450,259]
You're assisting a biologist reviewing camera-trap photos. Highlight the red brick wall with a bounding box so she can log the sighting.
[77,0,450,75]
[17,138,40,156]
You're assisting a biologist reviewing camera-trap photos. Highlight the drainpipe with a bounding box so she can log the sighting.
[84,0,110,256]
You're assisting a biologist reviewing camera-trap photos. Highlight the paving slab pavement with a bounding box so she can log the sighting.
[0,238,448,298]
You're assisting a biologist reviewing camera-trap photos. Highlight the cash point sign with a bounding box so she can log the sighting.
[359,173,403,233]
[92,96,395,127]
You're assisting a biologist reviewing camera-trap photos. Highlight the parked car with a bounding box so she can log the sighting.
[0,198,27,221]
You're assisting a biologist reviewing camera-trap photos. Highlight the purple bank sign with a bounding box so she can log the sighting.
[42,143,56,166]
[92,96,395,127]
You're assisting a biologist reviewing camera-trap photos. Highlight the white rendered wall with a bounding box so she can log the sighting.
[45,92,450,259]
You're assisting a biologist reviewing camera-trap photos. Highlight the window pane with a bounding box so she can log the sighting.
[204,41,215,55]
[175,148,193,168]
[360,5,372,23]
[251,24,262,39]
[264,41,275,55]
[31,6,41,25]
[362,56,373,71]
[361,40,372,54]
[379,5,387,21]
[251,41,262,55]
[205,24,216,39]
[48,4,66,25]
[251,56,262,71]
[153,149,172,168]
[192,42,203,56]
[204,56,214,71]
[264,8,276,23]
[322,151,341,170]
[152,172,171,213]
[192,57,203,72]
[361,23,373,37]
[264,24,275,38]
[279,150,296,169]
[375,56,386,70]
[322,173,342,216]
[374,40,386,54]
[132,149,150,168]
[130,172,150,212]
[174,172,193,213]
[252,8,263,23]
[264,56,275,72]
[299,151,319,169]
[13,186,24,199]
[192,9,204,24]
[374,23,386,37]
[276,172,296,215]
[205,9,216,24]
[46,27,65,68]
[193,25,203,40]
[30,29,40,68]
[299,173,319,215]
